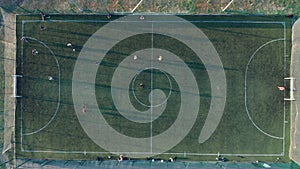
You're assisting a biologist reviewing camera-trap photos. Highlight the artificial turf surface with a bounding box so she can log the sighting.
[15,14,292,161]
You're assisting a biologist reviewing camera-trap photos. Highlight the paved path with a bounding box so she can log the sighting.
[1,8,16,169]
[290,18,300,165]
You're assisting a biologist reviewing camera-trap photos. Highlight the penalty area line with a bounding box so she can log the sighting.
[244,38,285,140]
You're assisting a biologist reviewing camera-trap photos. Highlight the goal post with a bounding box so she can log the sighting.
[12,75,22,98]
[290,18,300,166]
[284,77,295,101]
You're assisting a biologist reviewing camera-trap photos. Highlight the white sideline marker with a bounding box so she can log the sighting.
[222,0,234,11]
[131,0,144,13]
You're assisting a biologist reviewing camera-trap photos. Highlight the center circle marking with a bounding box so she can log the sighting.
[131,67,173,108]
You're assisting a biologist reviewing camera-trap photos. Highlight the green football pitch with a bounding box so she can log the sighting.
[15,14,291,161]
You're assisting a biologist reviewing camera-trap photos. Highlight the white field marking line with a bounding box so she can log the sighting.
[20,149,284,156]
[68,0,83,12]
[12,20,18,165]
[131,0,144,13]
[294,103,299,149]
[22,20,285,25]
[20,19,285,154]
[21,37,61,136]
[20,20,25,151]
[283,22,286,155]
[150,22,153,154]
[244,38,285,140]
[222,0,234,11]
